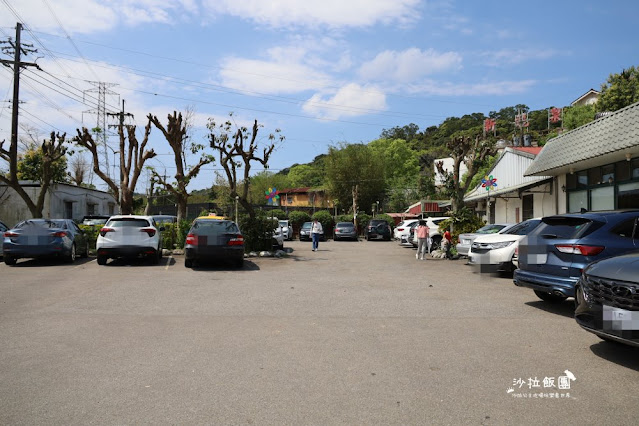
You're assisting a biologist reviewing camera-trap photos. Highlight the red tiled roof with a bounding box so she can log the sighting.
[512,147,543,155]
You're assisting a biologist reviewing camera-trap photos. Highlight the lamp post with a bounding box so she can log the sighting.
[235,196,239,223]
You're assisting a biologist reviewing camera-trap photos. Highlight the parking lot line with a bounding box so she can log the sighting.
[165,255,174,270]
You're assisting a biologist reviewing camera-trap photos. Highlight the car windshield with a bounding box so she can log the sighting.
[505,219,542,235]
[337,222,354,228]
[108,218,150,227]
[301,222,311,230]
[279,221,288,227]
[191,220,239,235]
[476,224,508,234]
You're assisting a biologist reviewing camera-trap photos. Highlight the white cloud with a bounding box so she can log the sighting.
[217,43,339,95]
[480,48,562,66]
[405,79,537,96]
[302,84,387,120]
[0,0,200,34]
[359,48,463,83]
[202,0,421,29]
[0,0,117,34]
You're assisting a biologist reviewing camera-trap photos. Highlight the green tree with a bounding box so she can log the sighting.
[287,164,323,187]
[17,146,68,183]
[563,104,596,130]
[248,170,290,205]
[597,66,639,112]
[325,143,385,224]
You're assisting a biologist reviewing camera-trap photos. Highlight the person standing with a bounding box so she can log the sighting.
[311,218,323,251]
[443,229,453,259]
[415,220,429,260]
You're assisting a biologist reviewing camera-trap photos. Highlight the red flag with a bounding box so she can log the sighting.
[484,118,496,133]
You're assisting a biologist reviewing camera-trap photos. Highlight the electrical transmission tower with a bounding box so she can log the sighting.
[83,81,118,179]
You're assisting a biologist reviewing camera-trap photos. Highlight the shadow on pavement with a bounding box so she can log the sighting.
[589,341,639,371]
[524,300,575,319]
[5,256,94,267]
[189,259,259,271]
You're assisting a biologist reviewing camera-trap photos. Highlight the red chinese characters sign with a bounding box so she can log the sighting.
[549,107,562,123]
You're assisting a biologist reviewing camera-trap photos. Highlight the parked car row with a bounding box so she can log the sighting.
[397,217,450,252]
[467,209,639,348]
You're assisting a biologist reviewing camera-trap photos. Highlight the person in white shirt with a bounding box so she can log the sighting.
[311,218,323,251]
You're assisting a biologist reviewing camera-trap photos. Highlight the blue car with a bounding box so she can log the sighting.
[2,219,90,266]
[514,210,639,302]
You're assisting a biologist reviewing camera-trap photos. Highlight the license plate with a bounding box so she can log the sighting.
[529,254,547,264]
[463,239,470,244]
[603,305,639,331]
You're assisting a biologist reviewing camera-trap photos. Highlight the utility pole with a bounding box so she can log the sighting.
[0,22,40,180]
[107,100,134,207]
[352,184,358,231]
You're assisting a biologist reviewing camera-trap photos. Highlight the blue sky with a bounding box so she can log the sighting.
[1,0,638,192]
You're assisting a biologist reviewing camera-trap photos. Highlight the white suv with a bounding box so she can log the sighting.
[96,215,163,265]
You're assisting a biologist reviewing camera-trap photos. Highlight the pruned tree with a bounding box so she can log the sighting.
[74,118,157,214]
[0,131,69,218]
[436,134,496,212]
[148,110,214,222]
[68,153,88,186]
[207,115,284,219]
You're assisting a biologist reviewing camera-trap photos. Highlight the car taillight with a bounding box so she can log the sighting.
[555,244,604,256]
[99,227,114,237]
[4,231,18,238]
[228,235,244,246]
[398,228,404,231]
[140,228,156,237]
[185,233,197,245]
[52,231,67,238]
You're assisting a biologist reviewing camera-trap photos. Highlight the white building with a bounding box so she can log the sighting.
[0,181,118,226]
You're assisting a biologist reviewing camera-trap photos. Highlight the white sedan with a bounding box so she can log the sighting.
[468,219,542,273]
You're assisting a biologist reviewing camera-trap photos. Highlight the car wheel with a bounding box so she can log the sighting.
[185,258,193,268]
[82,242,89,258]
[152,250,160,265]
[65,243,76,263]
[4,255,17,266]
[534,290,567,303]
[97,255,107,265]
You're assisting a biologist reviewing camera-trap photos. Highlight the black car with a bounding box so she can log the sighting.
[184,218,244,268]
[334,222,358,241]
[365,219,391,241]
[575,252,639,347]
[3,219,90,265]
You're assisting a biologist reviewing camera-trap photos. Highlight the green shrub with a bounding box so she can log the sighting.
[336,214,355,223]
[438,207,485,245]
[79,225,100,252]
[356,212,371,234]
[239,212,276,252]
[289,210,311,236]
[311,210,333,237]
[265,208,286,219]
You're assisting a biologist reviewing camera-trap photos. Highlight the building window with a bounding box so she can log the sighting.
[618,182,639,209]
[108,203,115,215]
[590,186,614,211]
[568,190,588,213]
[577,171,588,188]
[87,203,95,216]
[522,194,534,220]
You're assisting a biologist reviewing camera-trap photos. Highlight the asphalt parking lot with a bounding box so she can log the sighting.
[1,239,638,425]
